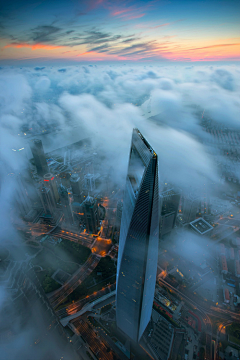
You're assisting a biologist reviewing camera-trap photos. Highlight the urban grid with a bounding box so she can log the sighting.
[1,106,240,360]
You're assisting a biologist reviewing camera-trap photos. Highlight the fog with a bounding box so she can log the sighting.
[0,63,239,358]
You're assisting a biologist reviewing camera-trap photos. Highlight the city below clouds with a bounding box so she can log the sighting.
[0,2,240,359]
[0,63,240,191]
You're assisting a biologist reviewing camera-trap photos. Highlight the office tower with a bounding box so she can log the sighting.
[182,194,199,223]
[39,186,55,217]
[116,128,159,342]
[15,175,31,216]
[59,185,74,224]
[159,189,180,238]
[83,195,99,234]
[43,173,60,205]
[30,139,49,177]
[84,174,95,193]
[70,174,82,203]
[64,149,71,166]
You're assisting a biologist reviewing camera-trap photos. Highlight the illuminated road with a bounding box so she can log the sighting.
[53,229,94,248]
[57,283,116,318]
[215,320,232,360]
[48,254,101,309]
[158,278,240,321]
[60,291,116,326]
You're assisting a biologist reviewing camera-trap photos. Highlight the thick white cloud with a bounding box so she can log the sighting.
[0,62,239,359]
[0,73,32,115]
[1,63,239,189]
[34,75,51,91]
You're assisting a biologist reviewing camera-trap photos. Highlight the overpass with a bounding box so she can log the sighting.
[60,290,116,326]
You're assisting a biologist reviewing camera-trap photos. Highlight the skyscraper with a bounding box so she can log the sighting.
[83,195,100,234]
[159,189,180,238]
[15,175,31,217]
[39,186,56,218]
[182,194,199,223]
[70,173,82,203]
[30,139,49,177]
[116,128,159,342]
[84,173,95,193]
[59,185,74,225]
[43,173,60,205]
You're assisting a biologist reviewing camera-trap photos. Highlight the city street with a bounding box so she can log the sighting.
[48,254,101,308]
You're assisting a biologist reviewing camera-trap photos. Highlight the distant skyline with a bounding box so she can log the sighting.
[0,0,240,63]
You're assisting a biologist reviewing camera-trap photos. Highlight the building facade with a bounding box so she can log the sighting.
[70,174,82,203]
[39,186,56,218]
[116,128,159,342]
[159,189,180,238]
[181,194,199,223]
[30,139,49,177]
[15,175,32,217]
[59,185,74,225]
[83,195,100,234]
[43,173,60,205]
[84,174,95,193]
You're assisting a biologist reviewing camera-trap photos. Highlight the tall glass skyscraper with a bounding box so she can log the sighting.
[116,128,159,342]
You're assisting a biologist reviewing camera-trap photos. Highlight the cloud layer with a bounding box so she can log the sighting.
[1,63,240,188]
[0,62,239,358]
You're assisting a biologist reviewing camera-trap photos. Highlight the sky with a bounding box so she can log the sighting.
[0,0,240,63]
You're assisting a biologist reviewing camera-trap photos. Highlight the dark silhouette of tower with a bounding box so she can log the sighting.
[30,139,49,177]
[39,186,56,218]
[43,173,60,205]
[70,174,82,203]
[59,185,74,225]
[116,128,159,342]
[83,195,99,234]
[15,175,31,216]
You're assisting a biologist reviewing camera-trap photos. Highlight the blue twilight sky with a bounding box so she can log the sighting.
[0,0,239,63]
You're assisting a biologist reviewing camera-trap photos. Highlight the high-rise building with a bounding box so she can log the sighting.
[39,186,56,217]
[70,174,82,203]
[59,185,74,224]
[84,174,95,193]
[15,175,32,217]
[181,194,199,223]
[30,139,49,177]
[43,173,60,205]
[159,189,180,238]
[83,195,99,234]
[116,128,159,342]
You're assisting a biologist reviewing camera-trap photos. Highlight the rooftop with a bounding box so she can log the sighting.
[221,255,228,272]
[189,217,213,235]
[134,128,157,158]
[224,288,230,301]
[84,194,95,206]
